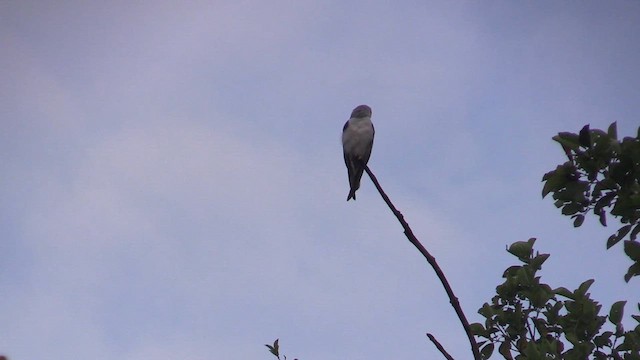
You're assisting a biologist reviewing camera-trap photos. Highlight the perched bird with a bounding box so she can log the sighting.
[342,104,375,201]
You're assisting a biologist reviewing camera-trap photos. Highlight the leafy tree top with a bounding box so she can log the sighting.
[542,123,640,281]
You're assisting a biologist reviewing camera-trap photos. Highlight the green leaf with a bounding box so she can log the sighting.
[531,253,550,269]
[624,240,640,261]
[579,124,591,148]
[480,343,494,359]
[573,214,585,227]
[541,165,570,198]
[615,322,624,337]
[502,265,521,278]
[618,224,633,239]
[565,331,579,345]
[478,303,494,318]
[470,322,487,336]
[594,331,613,348]
[507,239,534,260]
[608,122,618,140]
[554,286,575,299]
[576,279,595,297]
[607,224,633,249]
[265,339,280,357]
[594,192,616,214]
[594,350,608,360]
[609,301,626,325]
[598,209,607,227]
[499,340,512,360]
[624,262,640,282]
[554,132,581,150]
[523,341,541,358]
[631,224,640,241]
[562,203,582,215]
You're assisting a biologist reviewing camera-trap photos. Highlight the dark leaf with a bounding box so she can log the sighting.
[530,253,550,271]
[624,262,640,282]
[562,203,581,215]
[609,301,626,325]
[265,342,279,357]
[607,234,622,249]
[470,322,486,337]
[541,165,570,198]
[624,241,640,261]
[565,331,579,345]
[594,192,616,214]
[598,209,607,227]
[266,339,280,357]
[478,303,494,318]
[579,124,591,148]
[607,225,633,249]
[502,265,521,278]
[523,341,541,358]
[618,224,633,240]
[594,351,607,360]
[507,240,534,260]
[573,214,585,227]
[499,340,513,360]
[480,343,494,359]
[615,322,624,337]
[576,279,595,297]
[631,224,640,241]
[554,132,581,148]
[554,287,575,299]
[594,331,613,348]
[608,122,618,140]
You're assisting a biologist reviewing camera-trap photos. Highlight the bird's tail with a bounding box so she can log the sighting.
[346,165,365,201]
[347,188,357,201]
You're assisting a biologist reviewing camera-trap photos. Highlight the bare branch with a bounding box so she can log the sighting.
[427,333,455,360]
[364,165,481,360]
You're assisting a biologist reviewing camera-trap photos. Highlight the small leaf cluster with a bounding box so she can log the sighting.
[265,339,298,360]
[472,239,640,359]
[542,123,640,281]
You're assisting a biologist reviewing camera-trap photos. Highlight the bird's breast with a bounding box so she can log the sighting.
[342,118,374,157]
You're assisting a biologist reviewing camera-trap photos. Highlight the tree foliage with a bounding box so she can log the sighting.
[472,238,640,359]
[265,339,298,360]
[267,122,640,359]
[542,123,640,281]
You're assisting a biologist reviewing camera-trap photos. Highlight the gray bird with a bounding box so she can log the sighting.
[342,105,375,201]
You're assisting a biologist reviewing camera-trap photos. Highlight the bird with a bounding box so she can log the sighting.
[342,104,375,201]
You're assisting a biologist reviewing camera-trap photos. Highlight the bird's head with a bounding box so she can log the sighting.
[350,105,372,119]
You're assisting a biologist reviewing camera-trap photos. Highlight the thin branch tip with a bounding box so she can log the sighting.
[427,333,455,360]
[364,165,481,360]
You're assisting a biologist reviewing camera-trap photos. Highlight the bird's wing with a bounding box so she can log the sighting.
[361,122,375,164]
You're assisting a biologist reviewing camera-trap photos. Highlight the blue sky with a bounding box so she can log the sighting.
[1,1,639,359]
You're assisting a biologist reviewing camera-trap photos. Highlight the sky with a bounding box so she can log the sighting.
[1,1,639,359]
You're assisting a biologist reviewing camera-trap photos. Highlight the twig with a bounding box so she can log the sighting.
[427,333,455,360]
[364,165,481,360]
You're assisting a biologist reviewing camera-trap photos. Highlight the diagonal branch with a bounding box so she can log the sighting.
[427,333,455,360]
[364,165,481,360]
